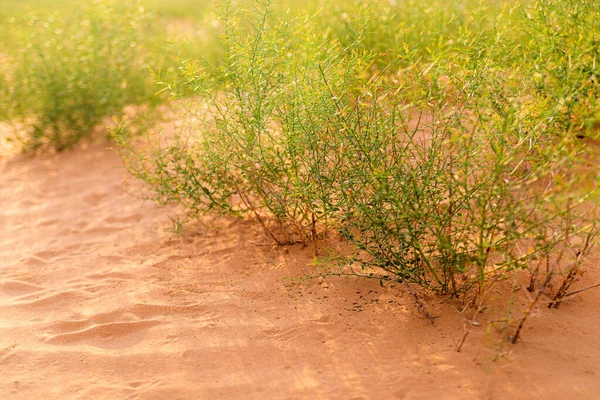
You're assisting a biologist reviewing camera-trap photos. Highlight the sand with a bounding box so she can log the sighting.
[1,140,600,399]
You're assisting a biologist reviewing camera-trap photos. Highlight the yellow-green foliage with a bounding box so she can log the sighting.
[521,0,600,136]
[2,0,599,326]
[2,0,162,151]
[118,0,599,303]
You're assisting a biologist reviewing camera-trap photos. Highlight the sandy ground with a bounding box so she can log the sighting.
[1,141,600,399]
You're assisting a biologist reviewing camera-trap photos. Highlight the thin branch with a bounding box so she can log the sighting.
[509,263,554,344]
[548,234,594,308]
[403,280,437,325]
[564,281,600,298]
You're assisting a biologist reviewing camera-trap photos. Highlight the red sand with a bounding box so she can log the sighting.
[1,141,599,399]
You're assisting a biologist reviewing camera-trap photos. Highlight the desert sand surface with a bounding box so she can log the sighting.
[1,140,600,399]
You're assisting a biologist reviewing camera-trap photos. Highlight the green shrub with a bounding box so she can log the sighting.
[118,0,600,342]
[2,0,163,151]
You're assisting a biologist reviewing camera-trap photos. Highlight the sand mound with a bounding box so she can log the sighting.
[1,141,599,399]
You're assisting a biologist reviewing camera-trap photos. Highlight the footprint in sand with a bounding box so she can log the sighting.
[19,244,92,266]
[37,218,59,227]
[262,325,307,342]
[0,344,18,364]
[9,289,90,310]
[43,303,216,348]
[44,319,162,347]
[82,191,110,206]
[311,314,334,325]
[19,255,53,266]
[261,316,333,342]
[85,269,135,281]
[0,280,45,297]
[151,254,190,269]
[103,214,144,225]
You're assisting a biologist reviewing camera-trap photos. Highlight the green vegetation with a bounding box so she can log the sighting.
[117,0,600,345]
[0,0,166,151]
[0,0,71,20]
[1,0,599,346]
[522,0,600,136]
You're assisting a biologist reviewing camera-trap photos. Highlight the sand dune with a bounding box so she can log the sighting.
[1,141,599,399]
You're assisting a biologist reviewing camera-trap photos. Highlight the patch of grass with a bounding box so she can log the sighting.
[0,0,170,151]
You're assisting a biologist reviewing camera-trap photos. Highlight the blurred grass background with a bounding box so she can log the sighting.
[0,0,213,20]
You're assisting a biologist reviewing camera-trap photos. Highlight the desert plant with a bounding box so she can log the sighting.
[2,0,163,151]
[117,0,600,346]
